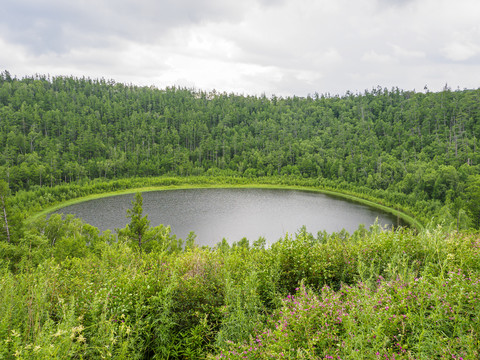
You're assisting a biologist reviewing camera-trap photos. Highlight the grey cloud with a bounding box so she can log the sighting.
[1,0,277,55]
[2,0,479,97]
[2,0,76,53]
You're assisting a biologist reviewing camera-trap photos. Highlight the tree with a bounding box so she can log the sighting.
[126,192,150,250]
[0,180,11,242]
[466,175,480,229]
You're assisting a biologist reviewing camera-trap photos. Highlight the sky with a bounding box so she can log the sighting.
[1,0,480,97]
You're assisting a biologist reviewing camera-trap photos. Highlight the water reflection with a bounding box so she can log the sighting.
[54,188,405,247]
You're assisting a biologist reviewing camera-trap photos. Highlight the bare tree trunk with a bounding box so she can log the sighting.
[1,195,10,243]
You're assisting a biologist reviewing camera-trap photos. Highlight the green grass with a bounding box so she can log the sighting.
[2,224,479,359]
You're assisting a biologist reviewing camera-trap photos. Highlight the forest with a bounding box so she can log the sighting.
[0,71,480,359]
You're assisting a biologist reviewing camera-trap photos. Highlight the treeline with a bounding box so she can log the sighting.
[0,71,479,230]
[1,71,479,197]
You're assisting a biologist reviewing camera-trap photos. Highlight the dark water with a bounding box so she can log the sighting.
[53,188,405,246]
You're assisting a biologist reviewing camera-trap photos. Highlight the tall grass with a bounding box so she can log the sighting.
[1,223,479,359]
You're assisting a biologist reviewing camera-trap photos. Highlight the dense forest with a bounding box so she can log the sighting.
[1,71,480,359]
[1,72,479,191]
[1,71,480,228]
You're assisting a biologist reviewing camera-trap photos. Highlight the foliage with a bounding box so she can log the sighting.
[1,71,480,358]
[0,180,11,243]
[217,273,480,359]
[123,192,150,250]
[2,217,480,358]
[0,72,479,227]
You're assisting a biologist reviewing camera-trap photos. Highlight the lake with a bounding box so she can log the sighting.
[53,188,405,246]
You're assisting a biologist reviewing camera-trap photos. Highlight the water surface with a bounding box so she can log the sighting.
[54,188,405,246]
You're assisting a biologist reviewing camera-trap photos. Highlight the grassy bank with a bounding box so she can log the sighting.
[25,177,423,230]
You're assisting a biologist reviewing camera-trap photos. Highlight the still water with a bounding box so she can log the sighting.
[54,188,405,246]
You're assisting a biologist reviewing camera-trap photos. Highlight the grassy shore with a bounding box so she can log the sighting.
[27,181,422,230]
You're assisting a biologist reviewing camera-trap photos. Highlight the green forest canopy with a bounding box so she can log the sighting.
[2,71,480,360]
[0,70,479,228]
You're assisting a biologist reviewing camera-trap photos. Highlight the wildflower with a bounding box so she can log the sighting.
[72,325,84,334]
[77,334,86,343]
[53,329,66,337]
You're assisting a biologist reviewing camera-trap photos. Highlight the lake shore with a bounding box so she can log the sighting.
[28,179,422,231]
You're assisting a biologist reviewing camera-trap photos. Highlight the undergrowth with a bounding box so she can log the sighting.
[1,223,479,359]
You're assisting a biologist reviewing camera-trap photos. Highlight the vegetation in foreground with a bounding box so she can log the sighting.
[1,71,479,358]
[1,198,479,359]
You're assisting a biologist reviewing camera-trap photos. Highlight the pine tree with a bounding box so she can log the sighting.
[126,192,150,250]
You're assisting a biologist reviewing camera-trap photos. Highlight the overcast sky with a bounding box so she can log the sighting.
[1,0,479,97]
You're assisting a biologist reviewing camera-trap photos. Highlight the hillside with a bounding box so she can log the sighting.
[1,72,480,228]
[1,71,480,359]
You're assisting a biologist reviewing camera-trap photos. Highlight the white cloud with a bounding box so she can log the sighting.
[390,44,425,59]
[442,41,480,62]
[1,0,479,96]
[361,50,394,64]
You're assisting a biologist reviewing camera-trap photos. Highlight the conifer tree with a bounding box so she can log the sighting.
[126,192,150,250]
